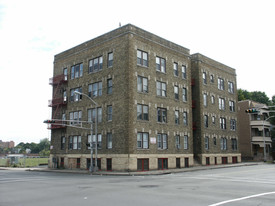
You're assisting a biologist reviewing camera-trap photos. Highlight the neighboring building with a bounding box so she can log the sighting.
[238,100,272,161]
[48,24,240,171]
[191,54,241,165]
[0,140,15,149]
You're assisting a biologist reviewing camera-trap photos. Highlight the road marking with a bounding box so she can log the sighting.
[208,191,275,206]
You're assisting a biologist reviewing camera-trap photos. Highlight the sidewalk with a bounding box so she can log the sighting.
[1,162,262,176]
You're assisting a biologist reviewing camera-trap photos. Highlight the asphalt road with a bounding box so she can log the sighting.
[1,164,275,206]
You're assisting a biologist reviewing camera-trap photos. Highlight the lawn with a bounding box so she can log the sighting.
[0,158,49,167]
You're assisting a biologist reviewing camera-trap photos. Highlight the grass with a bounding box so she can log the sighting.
[0,158,49,167]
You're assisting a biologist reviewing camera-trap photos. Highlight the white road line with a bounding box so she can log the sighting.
[208,191,275,206]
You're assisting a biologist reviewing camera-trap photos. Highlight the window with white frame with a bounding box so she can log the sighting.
[203,93,207,106]
[204,115,208,128]
[205,137,209,150]
[107,133,112,149]
[211,95,215,104]
[220,117,226,130]
[69,136,81,150]
[182,65,187,79]
[184,135,188,149]
[107,105,112,121]
[88,82,102,97]
[221,137,227,150]
[69,111,82,125]
[71,63,83,79]
[156,56,166,73]
[175,135,180,149]
[210,75,214,83]
[228,81,234,93]
[183,111,188,126]
[137,50,148,67]
[203,72,207,84]
[61,136,66,150]
[157,133,167,149]
[219,98,225,110]
[137,76,148,93]
[175,110,179,124]
[137,104,149,121]
[174,85,179,100]
[182,87,187,102]
[107,79,112,94]
[229,101,235,112]
[218,78,225,90]
[231,138,237,150]
[174,62,178,76]
[137,132,149,149]
[212,116,216,124]
[88,134,102,149]
[230,119,236,130]
[89,56,103,73]
[70,87,82,102]
[157,108,167,123]
[108,52,113,68]
[156,81,167,97]
[87,107,102,123]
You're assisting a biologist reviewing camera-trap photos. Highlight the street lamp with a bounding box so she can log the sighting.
[74,91,98,173]
[262,115,275,162]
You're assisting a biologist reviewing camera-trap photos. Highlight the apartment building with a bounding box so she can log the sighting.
[191,54,241,165]
[49,24,193,171]
[238,100,272,161]
[48,24,240,171]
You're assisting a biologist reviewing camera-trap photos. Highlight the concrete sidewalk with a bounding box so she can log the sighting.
[1,162,262,176]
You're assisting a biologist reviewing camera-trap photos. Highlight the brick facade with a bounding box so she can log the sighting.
[48,24,240,171]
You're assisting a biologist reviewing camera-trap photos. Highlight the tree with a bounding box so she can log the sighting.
[238,89,271,105]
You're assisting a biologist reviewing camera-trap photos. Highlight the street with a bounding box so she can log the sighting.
[1,164,275,206]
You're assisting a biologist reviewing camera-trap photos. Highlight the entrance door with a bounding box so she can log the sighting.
[107,158,112,171]
[176,158,180,168]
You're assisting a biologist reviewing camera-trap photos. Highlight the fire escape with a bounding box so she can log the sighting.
[48,74,68,129]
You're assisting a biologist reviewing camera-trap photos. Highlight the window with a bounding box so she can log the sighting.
[137,104,149,121]
[232,138,237,150]
[184,135,188,149]
[221,137,227,150]
[157,108,167,123]
[88,107,102,123]
[137,132,149,149]
[205,137,209,150]
[174,85,179,100]
[158,158,168,170]
[203,93,207,106]
[107,79,112,94]
[219,98,225,110]
[175,110,179,124]
[213,137,217,146]
[107,133,112,149]
[203,72,207,84]
[220,117,226,130]
[174,62,178,76]
[218,78,225,90]
[156,56,166,73]
[63,68,68,80]
[182,87,187,102]
[183,112,188,126]
[88,134,102,149]
[212,116,216,124]
[228,81,234,93]
[210,75,214,83]
[175,135,180,149]
[89,56,103,73]
[70,87,82,102]
[204,115,208,128]
[156,81,167,97]
[137,159,149,171]
[88,82,102,97]
[137,76,148,93]
[157,134,167,149]
[108,52,113,68]
[71,63,83,79]
[69,111,82,125]
[230,119,236,130]
[61,137,65,150]
[211,95,215,104]
[107,105,112,121]
[69,136,81,150]
[137,50,148,67]
[182,65,187,79]
[229,101,235,112]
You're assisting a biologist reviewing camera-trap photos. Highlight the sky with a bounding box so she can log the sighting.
[0,0,274,145]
